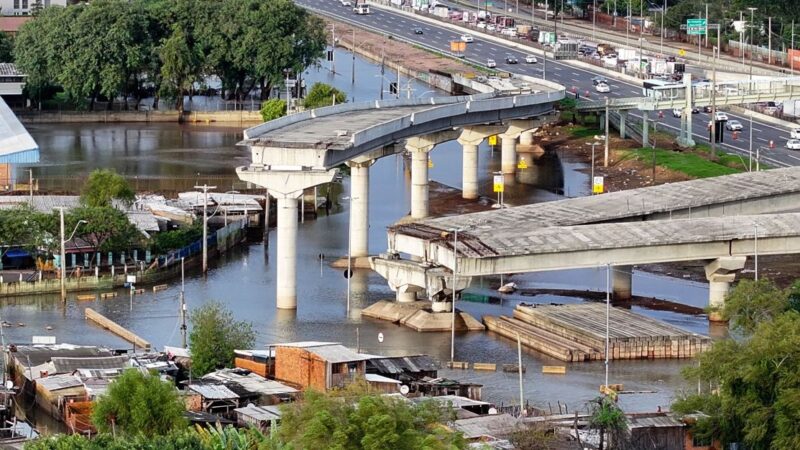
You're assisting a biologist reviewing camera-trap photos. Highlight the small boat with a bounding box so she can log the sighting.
[497,282,517,294]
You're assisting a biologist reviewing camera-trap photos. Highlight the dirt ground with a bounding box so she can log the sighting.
[325,19,476,76]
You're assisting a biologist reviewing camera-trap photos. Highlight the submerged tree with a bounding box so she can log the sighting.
[80,168,135,208]
[188,301,256,376]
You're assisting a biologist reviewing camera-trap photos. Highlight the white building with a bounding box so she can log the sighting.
[0,0,67,16]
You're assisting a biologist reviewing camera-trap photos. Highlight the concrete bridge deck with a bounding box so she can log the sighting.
[391,213,800,276]
[407,166,800,232]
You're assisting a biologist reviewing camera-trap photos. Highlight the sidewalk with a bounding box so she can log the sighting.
[444,0,786,76]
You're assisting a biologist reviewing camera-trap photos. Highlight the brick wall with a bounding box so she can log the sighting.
[275,347,328,391]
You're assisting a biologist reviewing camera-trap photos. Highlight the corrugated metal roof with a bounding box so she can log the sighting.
[454,414,521,440]
[36,374,84,392]
[0,96,38,162]
[364,374,402,384]
[201,369,297,396]
[628,415,684,429]
[274,342,369,363]
[10,344,113,367]
[368,355,439,375]
[414,395,490,408]
[235,404,282,422]
[52,355,130,374]
[188,383,239,400]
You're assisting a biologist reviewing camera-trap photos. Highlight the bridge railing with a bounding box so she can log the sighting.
[350,90,564,147]
[243,93,496,140]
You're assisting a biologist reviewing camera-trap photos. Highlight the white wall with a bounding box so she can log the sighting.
[1,0,68,16]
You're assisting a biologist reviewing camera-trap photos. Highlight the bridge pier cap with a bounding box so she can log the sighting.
[705,256,746,322]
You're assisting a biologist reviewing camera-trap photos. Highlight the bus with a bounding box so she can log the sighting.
[353,3,370,14]
[642,79,683,99]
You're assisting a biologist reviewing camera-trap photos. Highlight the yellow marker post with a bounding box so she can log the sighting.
[517,158,528,170]
[678,48,686,57]
[592,176,604,194]
[493,174,504,193]
[488,135,497,146]
[428,158,433,169]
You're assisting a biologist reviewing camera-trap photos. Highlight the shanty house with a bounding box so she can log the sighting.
[271,342,369,391]
[627,413,685,450]
[201,368,297,405]
[235,404,282,432]
[366,355,439,382]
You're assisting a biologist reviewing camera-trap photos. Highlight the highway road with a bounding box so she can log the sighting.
[298,0,800,168]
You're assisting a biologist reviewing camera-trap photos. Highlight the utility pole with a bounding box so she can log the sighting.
[193,184,216,274]
[711,46,717,156]
[748,8,757,81]
[28,169,33,202]
[660,0,666,56]
[331,23,336,74]
[740,11,744,69]
[180,257,187,348]
[450,228,459,364]
[592,0,596,42]
[351,28,356,84]
[517,333,524,417]
[604,97,609,167]
[793,21,796,75]
[59,207,66,302]
[704,3,709,48]
[768,16,772,65]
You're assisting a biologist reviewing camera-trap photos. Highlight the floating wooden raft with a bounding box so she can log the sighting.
[85,308,151,351]
[484,303,711,362]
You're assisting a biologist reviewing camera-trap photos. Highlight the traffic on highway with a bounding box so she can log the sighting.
[300,0,800,166]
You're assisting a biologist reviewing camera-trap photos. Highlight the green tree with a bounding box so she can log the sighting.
[259,98,287,122]
[0,206,52,267]
[24,429,207,449]
[151,224,202,254]
[720,278,790,334]
[91,369,186,437]
[0,31,13,63]
[189,301,256,376]
[80,169,135,208]
[674,310,800,450]
[158,26,203,113]
[588,396,627,450]
[66,206,141,252]
[274,383,466,450]
[303,82,347,110]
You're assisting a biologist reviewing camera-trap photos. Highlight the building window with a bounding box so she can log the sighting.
[22,0,28,9]
[14,0,19,9]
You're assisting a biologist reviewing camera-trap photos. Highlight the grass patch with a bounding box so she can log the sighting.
[625,147,743,178]
[567,124,602,139]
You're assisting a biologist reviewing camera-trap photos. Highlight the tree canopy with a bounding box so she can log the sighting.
[80,169,135,208]
[188,301,256,376]
[259,98,287,122]
[14,0,326,108]
[276,383,466,450]
[91,369,186,437]
[0,32,13,63]
[673,278,800,450]
[303,82,347,110]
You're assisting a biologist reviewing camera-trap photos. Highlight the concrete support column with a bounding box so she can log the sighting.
[519,131,534,146]
[462,143,479,200]
[642,110,649,146]
[501,136,517,174]
[410,149,430,219]
[276,194,300,310]
[619,110,627,139]
[599,113,606,131]
[704,256,746,322]
[349,161,372,257]
[396,290,417,302]
[611,265,633,300]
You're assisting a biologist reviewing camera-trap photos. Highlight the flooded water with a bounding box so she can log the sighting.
[4,49,707,415]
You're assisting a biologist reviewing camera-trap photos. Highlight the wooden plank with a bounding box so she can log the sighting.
[473,363,497,371]
[153,284,168,292]
[542,366,566,375]
[85,308,151,350]
[76,295,95,301]
[446,361,469,369]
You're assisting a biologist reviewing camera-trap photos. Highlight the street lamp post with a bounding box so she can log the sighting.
[605,263,610,389]
[754,223,759,281]
[194,184,217,274]
[586,141,600,194]
[57,207,87,302]
[660,0,666,56]
[748,8,757,81]
[450,228,459,364]
[343,194,360,314]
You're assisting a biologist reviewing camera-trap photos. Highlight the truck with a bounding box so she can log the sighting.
[538,31,556,45]
[495,16,514,28]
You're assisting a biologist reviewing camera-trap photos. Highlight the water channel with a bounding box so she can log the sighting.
[8,49,707,415]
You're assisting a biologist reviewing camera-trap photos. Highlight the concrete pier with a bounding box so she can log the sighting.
[410,149,430,219]
[519,130,534,146]
[500,135,517,174]
[612,265,633,300]
[349,161,372,257]
[276,195,299,309]
[705,256,746,322]
[461,143,479,200]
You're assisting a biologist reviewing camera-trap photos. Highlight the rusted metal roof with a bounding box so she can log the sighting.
[367,355,439,375]
[188,383,239,400]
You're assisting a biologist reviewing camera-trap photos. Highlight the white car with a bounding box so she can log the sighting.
[671,108,682,118]
[525,55,538,64]
[790,128,800,139]
[725,119,743,131]
[486,24,497,32]
[501,28,517,37]
[787,139,800,150]
[340,0,351,5]
[714,112,728,121]
[476,22,487,29]
[460,34,474,43]
[595,82,610,93]
[486,58,497,68]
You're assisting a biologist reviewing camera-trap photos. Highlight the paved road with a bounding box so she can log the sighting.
[299,0,800,168]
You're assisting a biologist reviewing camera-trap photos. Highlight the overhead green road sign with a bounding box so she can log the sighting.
[686,18,707,35]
